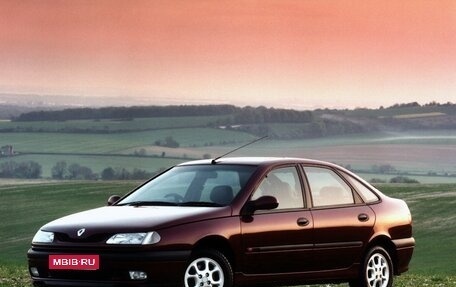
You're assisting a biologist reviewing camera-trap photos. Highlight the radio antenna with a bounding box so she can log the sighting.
[211,135,268,164]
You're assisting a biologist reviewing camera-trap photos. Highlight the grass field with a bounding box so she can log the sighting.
[2,130,456,182]
[0,128,255,153]
[0,181,455,286]
[0,181,139,266]
[1,115,456,183]
[194,131,456,181]
[0,127,255,178]
[1,266,454,287]
[0,116,228,132]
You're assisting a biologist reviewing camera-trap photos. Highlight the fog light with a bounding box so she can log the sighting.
[129,271,147,280]
[30,267,39,277]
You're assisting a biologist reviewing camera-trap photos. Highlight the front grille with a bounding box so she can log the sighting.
[55,232,110,243]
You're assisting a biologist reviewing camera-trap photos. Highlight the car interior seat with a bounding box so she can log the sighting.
[210,185,234,205]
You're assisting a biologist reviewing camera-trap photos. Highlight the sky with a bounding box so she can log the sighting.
[0,0,455,109]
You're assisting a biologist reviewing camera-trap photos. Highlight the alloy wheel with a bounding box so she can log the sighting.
[185,257,225,287]
[366,252,390,287]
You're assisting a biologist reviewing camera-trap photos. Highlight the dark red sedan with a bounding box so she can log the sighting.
[28,157,414,287]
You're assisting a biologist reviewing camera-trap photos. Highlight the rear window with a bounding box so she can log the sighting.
[342,172,379,203]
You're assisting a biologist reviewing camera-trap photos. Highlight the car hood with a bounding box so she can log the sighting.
[41,206,231,240]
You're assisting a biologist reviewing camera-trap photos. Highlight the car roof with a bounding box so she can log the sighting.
[178,157,340,168]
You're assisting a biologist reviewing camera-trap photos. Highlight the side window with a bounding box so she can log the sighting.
[342,172,379,203]
[252,167,304,209]
[304,166,354,207]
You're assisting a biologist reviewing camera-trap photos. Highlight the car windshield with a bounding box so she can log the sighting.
[117,164,257,207]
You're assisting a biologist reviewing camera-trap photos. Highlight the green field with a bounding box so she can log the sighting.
[0,116,227,132]
[2,130,456,182]
[1,112,455,183]
[0,126,257,178]
[0,181,139,265]
[1,182,455,286]
[0,128,255,153]
[193,130,456,181]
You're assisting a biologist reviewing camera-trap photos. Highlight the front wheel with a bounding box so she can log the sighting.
[351,246,393,287]
[184,249,233,287]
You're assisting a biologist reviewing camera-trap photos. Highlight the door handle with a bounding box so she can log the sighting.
[358,213,369,222]
[297,217,310,226]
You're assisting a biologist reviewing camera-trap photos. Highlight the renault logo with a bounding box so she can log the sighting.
[77,228,86,237]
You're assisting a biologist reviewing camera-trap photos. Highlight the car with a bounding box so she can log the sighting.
[28,157,414,287]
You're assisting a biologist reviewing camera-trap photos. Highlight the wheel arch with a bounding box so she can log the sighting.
[366,235,398,275]
[192,235,236,269]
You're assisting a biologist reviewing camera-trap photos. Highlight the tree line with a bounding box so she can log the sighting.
[14,102,455,123]
[51,161,160,180]
[0,160,42,178]
[14,105,238,121]
[0,160,160,180]
[14,105,313,124]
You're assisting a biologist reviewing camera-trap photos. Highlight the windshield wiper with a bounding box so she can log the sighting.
[179,201,224,207]
[117,201,179,207]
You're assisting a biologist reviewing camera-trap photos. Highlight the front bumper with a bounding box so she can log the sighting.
[28,248,191,287]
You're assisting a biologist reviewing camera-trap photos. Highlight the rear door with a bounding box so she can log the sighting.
[302,165,375,271]
[240,166,314,274]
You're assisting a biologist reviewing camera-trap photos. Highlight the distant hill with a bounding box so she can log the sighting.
[317,102,456,131]
[0,104,65,120]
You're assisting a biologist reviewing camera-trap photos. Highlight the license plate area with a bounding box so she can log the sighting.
[49,254,100,270]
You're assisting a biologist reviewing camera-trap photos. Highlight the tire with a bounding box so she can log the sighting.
[183,249,233,287]
[352,246,393,287]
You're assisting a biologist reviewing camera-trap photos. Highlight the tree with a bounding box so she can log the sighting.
[369,178,387,183]
[389,176,419,184]
[114,167,131,180]
[67,163,97,180]
[372,164,396,174]
[51,161,68,179]
[155,136,180,148]
[0,160,42,178]
[17,161,42,178]
[101,167,116,180]
[164,136,179,148]
[0,161,17,177]
[134,149,147,156]
[131,168,153,180]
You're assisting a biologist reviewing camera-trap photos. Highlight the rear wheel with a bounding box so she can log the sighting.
[351,246,393,287]
[183,249,233,287]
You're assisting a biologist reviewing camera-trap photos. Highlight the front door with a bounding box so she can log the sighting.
[240,166,314,274]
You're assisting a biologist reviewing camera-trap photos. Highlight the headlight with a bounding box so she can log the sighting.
[32,230,54,243]
[106,232,161,245]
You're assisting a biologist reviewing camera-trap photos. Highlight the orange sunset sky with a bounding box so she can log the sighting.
[0,0,455,109]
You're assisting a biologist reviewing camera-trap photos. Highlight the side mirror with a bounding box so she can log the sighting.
[243,196,278,215]
[107,195,121,206]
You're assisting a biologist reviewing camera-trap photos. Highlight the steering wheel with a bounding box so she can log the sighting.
[164,193,184,203]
